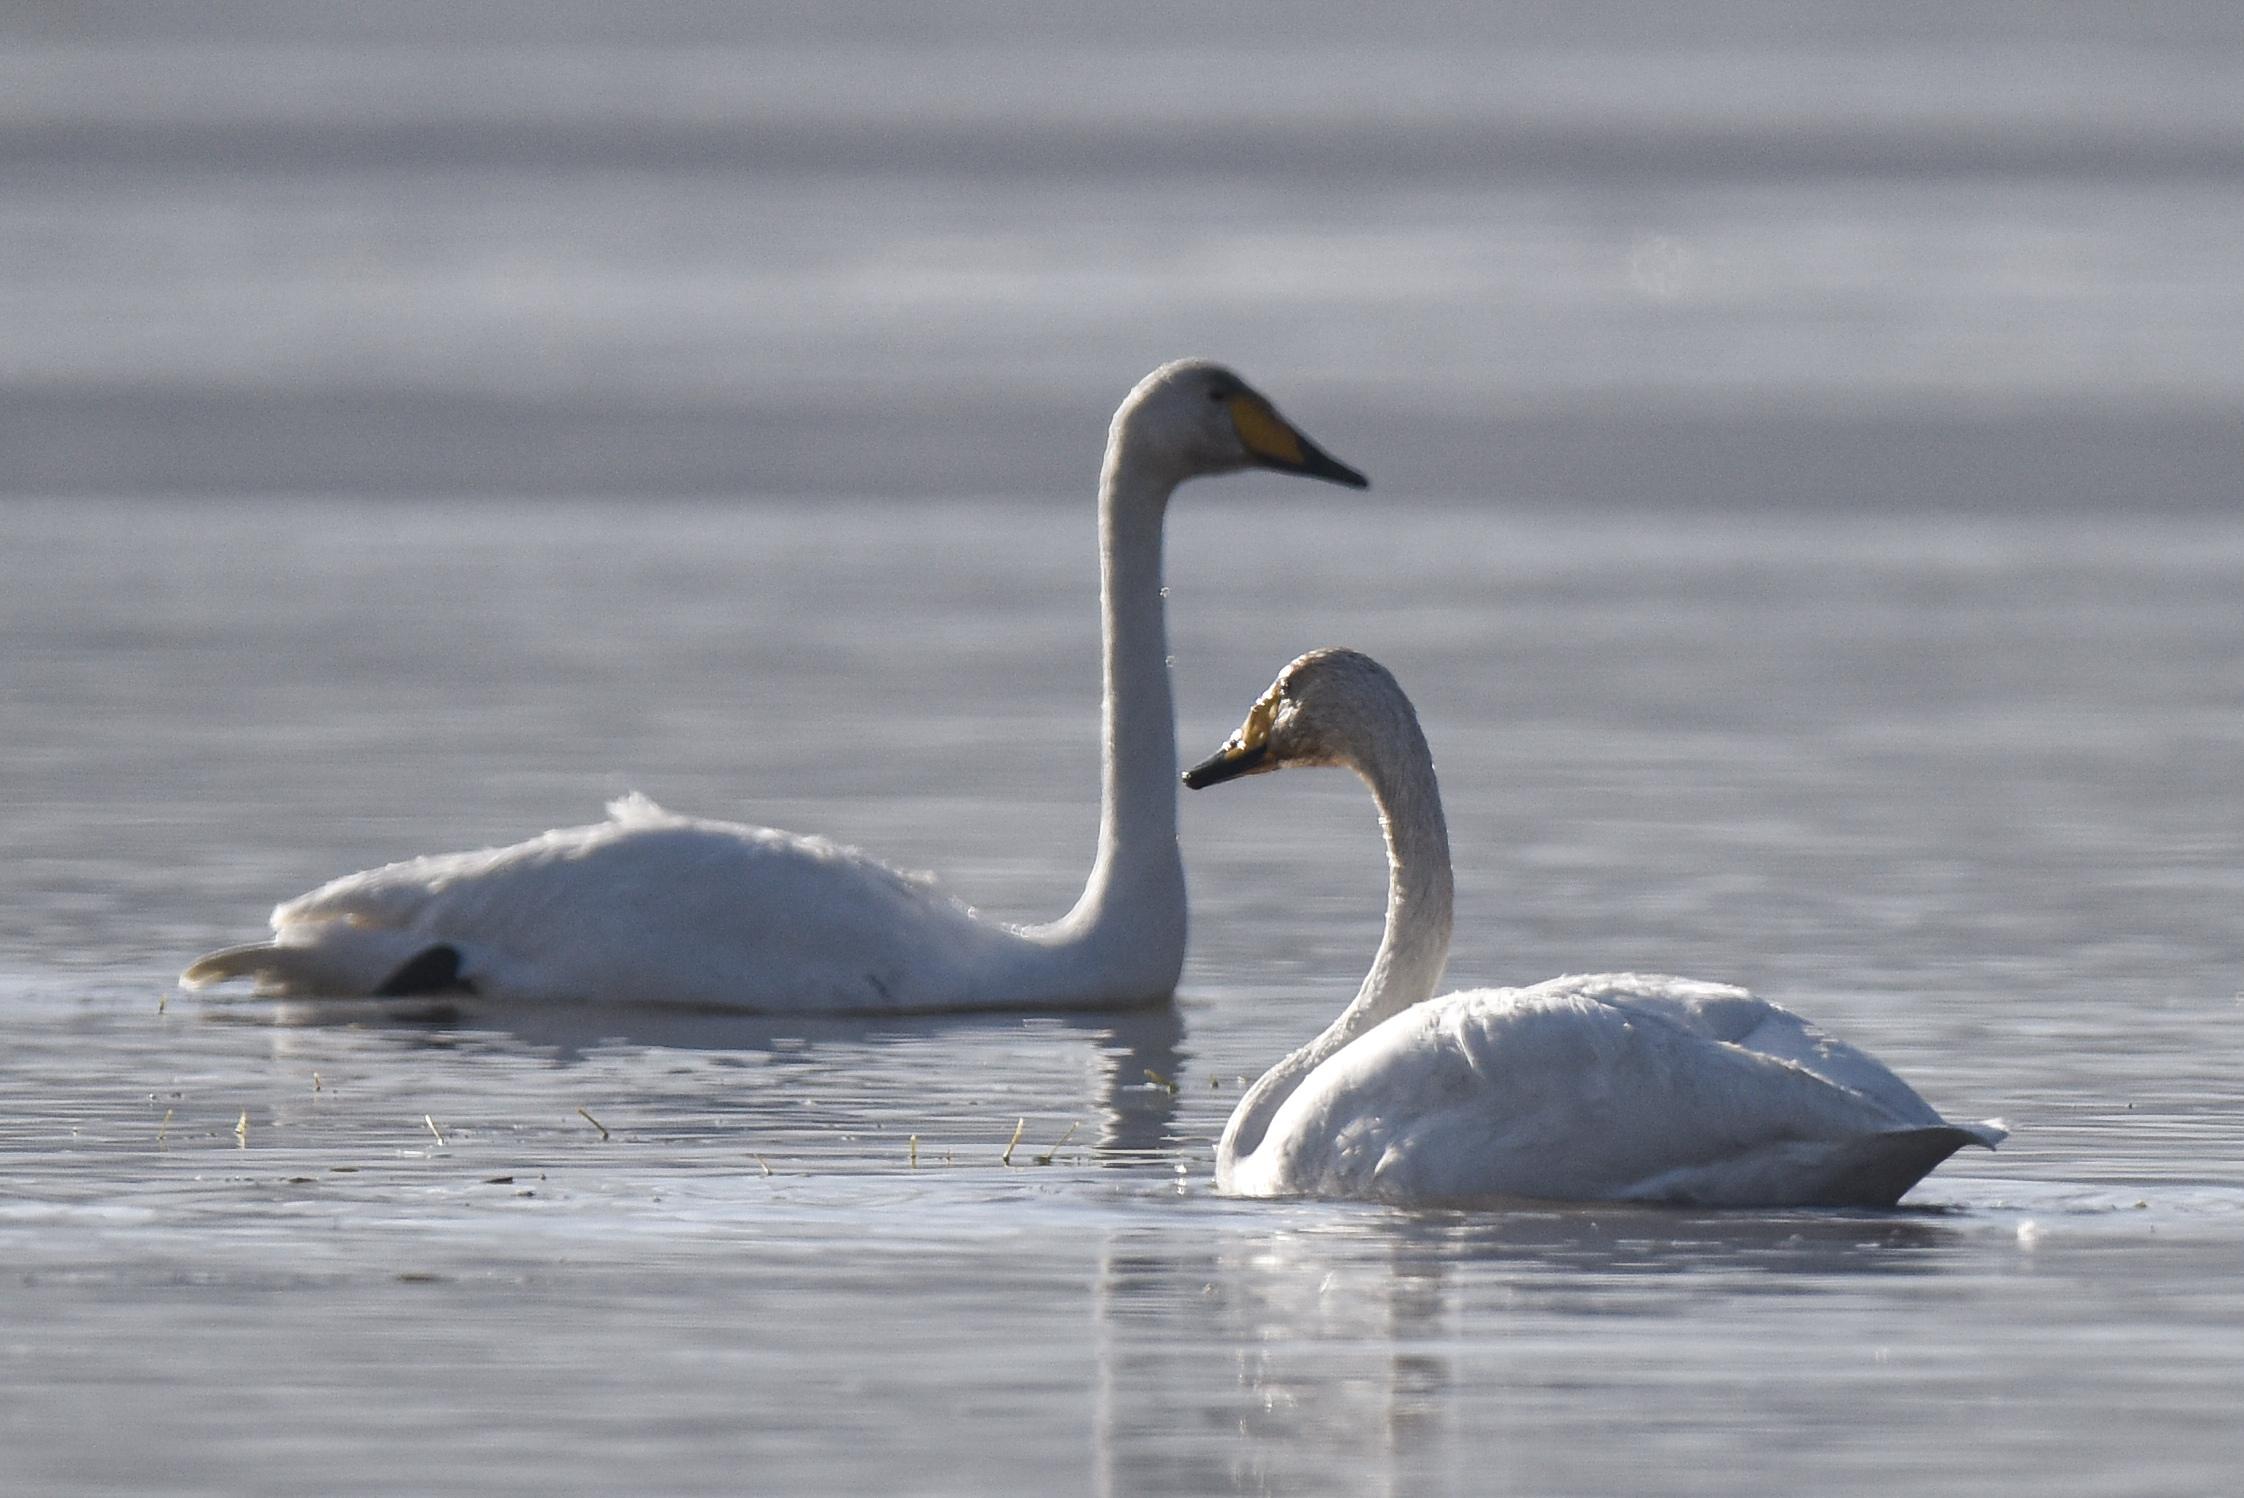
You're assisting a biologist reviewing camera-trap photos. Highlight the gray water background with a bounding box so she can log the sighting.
[3,5,2242,1495]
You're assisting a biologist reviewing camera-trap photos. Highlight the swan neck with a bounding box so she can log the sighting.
[1218,702,1454,1185]
[1049,444,1186,984]
[1353,724,1455,1025]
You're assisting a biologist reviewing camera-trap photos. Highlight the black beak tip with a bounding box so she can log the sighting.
[1183,743,1267,789]
[1300,445,1370,490]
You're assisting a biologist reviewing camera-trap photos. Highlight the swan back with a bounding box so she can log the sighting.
[1234,977,2001,1206]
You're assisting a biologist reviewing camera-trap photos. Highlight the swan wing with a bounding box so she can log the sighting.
[1248,984,1996,1207]
[1517,971,1962,1129]
[185,797,1006,1011]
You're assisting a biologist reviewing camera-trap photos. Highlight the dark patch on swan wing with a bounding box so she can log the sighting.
[374,944,473,998]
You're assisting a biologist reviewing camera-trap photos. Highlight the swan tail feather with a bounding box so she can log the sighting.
[1804,1124,2002,1208]
[179,942,288,989]
[1958,1117,2009,1149]
[180,926,467,999]
[1622,1122,2002,1209]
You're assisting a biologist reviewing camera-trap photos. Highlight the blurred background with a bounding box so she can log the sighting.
[5,0,2239,510]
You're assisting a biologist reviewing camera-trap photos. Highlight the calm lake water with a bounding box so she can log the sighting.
[4,496,2240,1495]
[4,3,2244,1494]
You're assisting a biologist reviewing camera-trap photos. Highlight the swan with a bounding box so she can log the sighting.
[180,361,1367,1012]
[1185,648,2005,1208]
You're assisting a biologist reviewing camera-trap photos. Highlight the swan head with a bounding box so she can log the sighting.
[1110,360,1368,491]
[1183,647,1408,788]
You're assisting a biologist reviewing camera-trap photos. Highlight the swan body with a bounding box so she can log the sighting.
[182,362,1367,1012]
[1187,649,2004,1208]
[189,794,1103,1012]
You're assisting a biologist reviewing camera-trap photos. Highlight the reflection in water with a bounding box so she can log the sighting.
[1382,1205,1965,1276]
[1092,1205,1966,1497]
[232,994,1188,1161]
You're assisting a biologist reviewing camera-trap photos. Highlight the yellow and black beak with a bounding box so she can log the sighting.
[1228,393,1369,489]
[1183,686,1282,789]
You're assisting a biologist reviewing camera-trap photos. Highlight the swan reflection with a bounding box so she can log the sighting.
[1093,1203,1966,1496]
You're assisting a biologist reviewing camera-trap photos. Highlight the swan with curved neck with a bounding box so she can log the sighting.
[181,362,1367,1012]
[1187,648,2004,1208]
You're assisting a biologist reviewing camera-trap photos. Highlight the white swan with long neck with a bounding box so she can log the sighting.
[1187,648,2004,1208]
[181,362,1367,1012]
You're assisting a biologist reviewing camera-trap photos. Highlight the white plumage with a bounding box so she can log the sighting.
[182,362,1367,1012]
[1186,649,2004,1208]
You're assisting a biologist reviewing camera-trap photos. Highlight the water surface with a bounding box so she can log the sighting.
[3,497,2240,1495]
